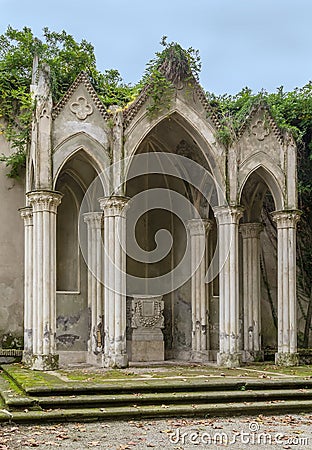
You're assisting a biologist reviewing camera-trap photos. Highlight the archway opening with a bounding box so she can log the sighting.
[240,167,279,360]
[125,115,218,361]
[54,150,100,358]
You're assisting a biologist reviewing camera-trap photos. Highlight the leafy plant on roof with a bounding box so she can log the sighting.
[140,36,202,118]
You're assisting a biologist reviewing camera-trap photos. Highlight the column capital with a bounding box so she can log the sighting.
[26,190,63,213]
[19,206,33,226]
[83,211,103,228]
[271,209,302,229]
[98,195,129,217]
[186,218,213,236]
[239,222,263,239]
[214,205,244,225]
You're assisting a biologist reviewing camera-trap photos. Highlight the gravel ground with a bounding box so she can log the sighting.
[0,414,311,449]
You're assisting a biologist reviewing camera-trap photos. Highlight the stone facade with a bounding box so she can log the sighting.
[0,58,301,369]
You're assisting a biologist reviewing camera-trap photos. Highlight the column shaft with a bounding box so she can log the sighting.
[272,210,301,366]
[187,219,212,360]
[240,223,263,362]
[214,206,243,367]
[99,196,129,368]
[20,207,33,364]
[83,212,104,365]
[27,190,62,370]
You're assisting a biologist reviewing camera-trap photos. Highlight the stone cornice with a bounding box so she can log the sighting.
[123,79,222,131]
[123,84,150,129]
[238,103,284,145]
[52,72,109,121]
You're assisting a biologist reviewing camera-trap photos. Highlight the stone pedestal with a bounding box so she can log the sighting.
[99,196,129,368]
[214,206,243,368]
[240,222,264,362]
[127,295,164,362]
[26,190,63,370]
[187,219,213,361]
[19,207,33,366]
[272,210,301,366]
[83,212,104,366]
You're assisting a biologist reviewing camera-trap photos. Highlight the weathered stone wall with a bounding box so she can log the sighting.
[0,131,24,351]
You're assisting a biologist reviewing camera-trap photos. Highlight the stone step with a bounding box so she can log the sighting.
[0,372,36,409]
[1,398,312,423]
[3,364,312,396]
[1,364,312,423]
[34,387,312,409]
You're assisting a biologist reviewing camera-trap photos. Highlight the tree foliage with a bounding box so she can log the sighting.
[0,26,136,177]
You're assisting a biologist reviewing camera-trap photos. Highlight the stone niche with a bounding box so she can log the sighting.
[126,295,164,362]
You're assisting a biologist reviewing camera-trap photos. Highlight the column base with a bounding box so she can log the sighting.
[275,352,299,366]
[30,354,59,371]
[242,350,264,363]
[86,353,103,367]
[102,353,128,368]
[190,350,210,363]
[217,352,242,368]
[22,351,33,367]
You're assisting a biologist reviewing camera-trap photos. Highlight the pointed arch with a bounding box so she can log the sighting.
[124,97,225,197]
[238,155,285,210]
[52,131,110,189]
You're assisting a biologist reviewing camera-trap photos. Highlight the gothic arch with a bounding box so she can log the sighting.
[52,131,110,189]
[238,154,285,211]
[124,99,225,198]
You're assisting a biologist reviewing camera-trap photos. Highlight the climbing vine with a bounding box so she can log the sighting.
[140,36,201,118]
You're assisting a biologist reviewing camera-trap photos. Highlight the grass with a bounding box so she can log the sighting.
[57,363,312,383]
[1,363,312,394]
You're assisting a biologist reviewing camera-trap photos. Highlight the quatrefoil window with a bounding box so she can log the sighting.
[251,120,270,141]
[70,96,93,120]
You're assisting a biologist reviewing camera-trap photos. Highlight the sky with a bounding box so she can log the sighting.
[0,0,311,95]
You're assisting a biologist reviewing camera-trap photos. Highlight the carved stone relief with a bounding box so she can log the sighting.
[70,96,93,120]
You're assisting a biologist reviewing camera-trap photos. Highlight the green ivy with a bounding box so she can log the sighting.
[140,36,202,118]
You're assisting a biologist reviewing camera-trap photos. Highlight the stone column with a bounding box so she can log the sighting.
[239,222,263,362]
[272,210,301,366]
[19,206,33,366]
[83,212,104,365]
[99,196,129,368]
[214,206,243,367]
[187,219,213,360]
[27,190,62,370]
